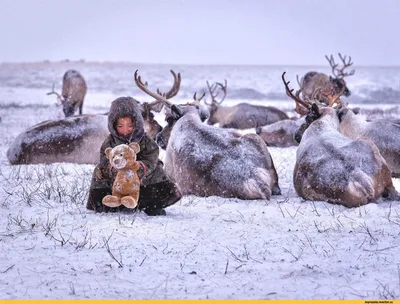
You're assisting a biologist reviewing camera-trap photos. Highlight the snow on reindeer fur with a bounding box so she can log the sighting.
[163,105,281,200]
[294,106,398,207]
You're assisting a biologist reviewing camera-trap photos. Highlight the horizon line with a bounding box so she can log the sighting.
[1,59,399,69]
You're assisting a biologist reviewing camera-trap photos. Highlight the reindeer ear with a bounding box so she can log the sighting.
[105,147,112,159]
[129,142,140,153]
[171,105,183,120]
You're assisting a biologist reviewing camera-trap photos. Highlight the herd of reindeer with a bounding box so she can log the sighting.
[6,54,400,208]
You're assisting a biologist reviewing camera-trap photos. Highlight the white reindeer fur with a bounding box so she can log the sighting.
[294,107,396,207]
[339,109,400,176]
[163,107,280,200]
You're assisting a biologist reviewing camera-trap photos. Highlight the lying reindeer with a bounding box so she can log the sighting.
[205,80,288,129]
[6,101,166,166]
[338,108,400,177]
[47,69,88,117]
[283,72,398,207]
[297,53,355,107]
[7,115,109,165]
[7,85,171,165]
[134,70,281,200]
[255,117,305,147]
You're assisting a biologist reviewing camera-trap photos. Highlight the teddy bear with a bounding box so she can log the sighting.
[102,142,141,209]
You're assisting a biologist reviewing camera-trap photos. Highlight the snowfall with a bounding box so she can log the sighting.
[0,62,400,300]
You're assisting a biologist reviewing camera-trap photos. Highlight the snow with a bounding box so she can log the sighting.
[1,62,400,300]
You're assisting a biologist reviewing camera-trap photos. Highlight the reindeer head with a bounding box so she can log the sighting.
[204,80,227,125]
[47,70,87,117]
[134,69,204,149]
[325,53,355,97]
[133,69,181,141]
[135,100,163,140]
[282,72,343,143]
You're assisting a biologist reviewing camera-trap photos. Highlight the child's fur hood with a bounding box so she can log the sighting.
[108,97,145,142]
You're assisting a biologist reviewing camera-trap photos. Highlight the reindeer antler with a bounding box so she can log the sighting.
[325,53,355,79]
[204,79,227,105]
[46,83,64,105]
[193,92,206,102]
[156,70,181,99]
[134,70,177,108]
[282,72,311,115]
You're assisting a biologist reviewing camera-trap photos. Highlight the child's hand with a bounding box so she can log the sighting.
[137,161,147,180]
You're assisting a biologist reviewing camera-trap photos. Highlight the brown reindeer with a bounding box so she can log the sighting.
[282,72,398,207]
[297,53,355,106]
[205,80,289,129]
[134,70,181,139]
[338,107,400,178]
[255,116,305,147]
[7,114,109,165]
[47,69,87,117]
[6,93,166,165]
[134,70,281,200]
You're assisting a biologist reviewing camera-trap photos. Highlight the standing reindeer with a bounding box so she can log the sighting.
[134,70,281,200]
[297,53,355,106]
[282,72,398,207]
[205,80,288,129]
[47,69,87,117]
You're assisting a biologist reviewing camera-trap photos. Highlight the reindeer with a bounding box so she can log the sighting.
[134,70,281,200]
[47,69,87,117]
[7,115,109,165]
[6,97,165,165]
[282,72,398,207]
[205,80,289,129]
[338,108,400,178]
[297,53,355,106]
[255,116,305,147]
[134,70,182,140]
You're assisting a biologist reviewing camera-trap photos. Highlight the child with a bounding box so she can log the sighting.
[86,96,181,216]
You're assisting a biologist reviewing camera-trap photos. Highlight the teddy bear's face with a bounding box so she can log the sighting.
[105,142,140,170]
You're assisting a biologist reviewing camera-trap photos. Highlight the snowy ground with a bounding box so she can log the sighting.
[0,88,400,300]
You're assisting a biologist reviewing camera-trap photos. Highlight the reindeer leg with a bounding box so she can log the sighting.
[382,185,400,201]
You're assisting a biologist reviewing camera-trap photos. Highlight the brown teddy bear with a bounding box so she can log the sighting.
[102,142,141,209]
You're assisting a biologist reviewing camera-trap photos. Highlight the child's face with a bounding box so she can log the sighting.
[116,116,134,137]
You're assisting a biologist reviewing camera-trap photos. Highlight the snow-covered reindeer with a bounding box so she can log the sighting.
[255,116,305,147]
[282,72,398,207]
[297,53,355,107]
[338,108,400,177]
[47,69,88,117]
[134,70,281,200]
[205,80,289,129]
[7,115,109,165]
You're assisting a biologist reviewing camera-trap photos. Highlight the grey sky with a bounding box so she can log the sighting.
[1,0,399,66]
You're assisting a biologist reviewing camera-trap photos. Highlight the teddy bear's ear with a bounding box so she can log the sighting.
[105,147,112,159]
[129,142,140,154]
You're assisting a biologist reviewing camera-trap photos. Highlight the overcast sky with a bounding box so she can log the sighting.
[1,0,399,66]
